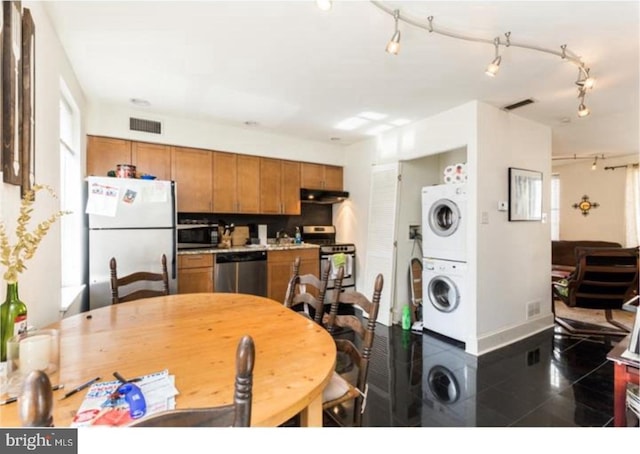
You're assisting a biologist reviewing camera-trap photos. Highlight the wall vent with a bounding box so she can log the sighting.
[129,117,162,135]
[526,300,541,319]
[503,98,535,111]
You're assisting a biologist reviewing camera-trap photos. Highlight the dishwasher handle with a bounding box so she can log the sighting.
[216,251,267,263]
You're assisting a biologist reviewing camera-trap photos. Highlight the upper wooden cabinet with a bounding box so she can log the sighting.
[260,158,301,215]
[213,152,260,214]
[171,146,213,213]
[300,163,343,191]
[86,136,131,177]
[132,142,171,180]
[87,136,171,180]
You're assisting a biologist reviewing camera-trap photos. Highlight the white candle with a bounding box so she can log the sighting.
[19,334,51,373]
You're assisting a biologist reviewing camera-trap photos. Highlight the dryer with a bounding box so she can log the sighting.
[421,184,467,262]
[422,258,468,344]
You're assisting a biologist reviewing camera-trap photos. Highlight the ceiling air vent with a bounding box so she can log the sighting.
[129,117,162,135]
[503,98,535,111]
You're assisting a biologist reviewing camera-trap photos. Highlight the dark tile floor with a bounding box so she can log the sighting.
[357,323,633,427]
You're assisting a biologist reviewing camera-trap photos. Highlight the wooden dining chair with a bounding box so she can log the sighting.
[110,254,169,304]
[128,335,255,427]
[283,256,336,325]
[322,273,383,427]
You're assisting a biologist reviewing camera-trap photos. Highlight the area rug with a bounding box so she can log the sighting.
[554,299,636,333]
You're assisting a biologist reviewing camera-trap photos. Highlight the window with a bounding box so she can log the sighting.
[550,174,560,241]
[59,81,83,308]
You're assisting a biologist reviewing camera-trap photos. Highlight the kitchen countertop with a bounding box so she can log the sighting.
[178,243,320,255]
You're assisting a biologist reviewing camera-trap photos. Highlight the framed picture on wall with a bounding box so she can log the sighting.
[2,0,22,186]
[21,7,34,195]
[508,167,543,221]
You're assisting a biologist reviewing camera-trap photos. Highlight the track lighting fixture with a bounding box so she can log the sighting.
[577,91,590,118]
[385,9,401,55]
[485,38,502,77]
[591,156,598,170]
[371,1,595,118]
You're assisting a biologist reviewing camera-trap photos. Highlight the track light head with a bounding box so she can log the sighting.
[485,38,502,77]
[386,10,401,55]
[578,102,590,118]
[591,156,598,170]
[485,56,502,77]
[576,66,596,90]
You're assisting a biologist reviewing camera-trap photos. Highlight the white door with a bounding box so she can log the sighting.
[364,162,400,326]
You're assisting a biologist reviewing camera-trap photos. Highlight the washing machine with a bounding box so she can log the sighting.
[422,258,468,344]
[420,334,478,426]
[421,183,467,262]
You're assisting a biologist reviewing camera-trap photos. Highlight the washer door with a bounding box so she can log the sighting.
[428,198,461,237]
[427,275,460,313]
[428,365,460,404]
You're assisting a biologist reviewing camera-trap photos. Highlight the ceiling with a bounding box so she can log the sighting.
[44,1,639,159]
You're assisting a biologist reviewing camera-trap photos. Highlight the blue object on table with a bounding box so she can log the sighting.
[118,383,147,419]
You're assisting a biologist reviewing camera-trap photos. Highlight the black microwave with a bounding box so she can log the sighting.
[177,223,218,249]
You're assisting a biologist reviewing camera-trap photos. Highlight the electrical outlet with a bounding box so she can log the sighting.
[409,225,420,240]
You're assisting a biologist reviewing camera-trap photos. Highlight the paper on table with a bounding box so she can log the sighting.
[70,369,179,427]
[85,182,120,217]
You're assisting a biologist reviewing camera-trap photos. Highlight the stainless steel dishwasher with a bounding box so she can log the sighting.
[215,250,267,296]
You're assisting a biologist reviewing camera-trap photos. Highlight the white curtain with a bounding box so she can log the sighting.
[625,165,640,247]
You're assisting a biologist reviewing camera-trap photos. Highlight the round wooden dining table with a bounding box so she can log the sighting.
[0,293,336,427]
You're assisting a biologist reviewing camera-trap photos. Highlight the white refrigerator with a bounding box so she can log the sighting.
[87,176,177,310]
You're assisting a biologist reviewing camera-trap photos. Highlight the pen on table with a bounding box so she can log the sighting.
[59,377,100,400]
[0,384,65,405]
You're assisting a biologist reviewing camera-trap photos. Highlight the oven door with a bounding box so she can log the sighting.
[321,253,355,290]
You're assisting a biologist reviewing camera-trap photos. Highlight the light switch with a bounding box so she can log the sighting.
[481,211,489,224]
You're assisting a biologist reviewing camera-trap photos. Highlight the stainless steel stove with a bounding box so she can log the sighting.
[301,225,355,292]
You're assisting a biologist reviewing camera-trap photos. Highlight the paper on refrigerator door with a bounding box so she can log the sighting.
[85,182,120,217]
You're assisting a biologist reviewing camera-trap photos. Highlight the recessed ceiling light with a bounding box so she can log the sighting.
[130,98,150,107]
[358,111,387,121]
[334,117,370,131]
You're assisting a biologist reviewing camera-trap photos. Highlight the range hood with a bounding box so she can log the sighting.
[300,188,349,204]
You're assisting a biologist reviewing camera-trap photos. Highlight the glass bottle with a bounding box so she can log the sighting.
[0,282,28,362]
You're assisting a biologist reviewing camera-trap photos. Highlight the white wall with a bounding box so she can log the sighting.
[474,103,553,354]
[337,101,554,355]
[0,2,86,328]
[553,154,638,245]
[86,103,345,166]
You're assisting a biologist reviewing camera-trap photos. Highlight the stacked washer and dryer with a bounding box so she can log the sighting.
[421,182,469,346]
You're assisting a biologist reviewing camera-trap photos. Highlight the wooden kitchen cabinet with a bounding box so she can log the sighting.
[260,158,301,215]
[177,253,214,293]
[86,136,132,177]
[171,146,213,213]
[267,248,319,302]
[300,162,343,190]
[132,141,171,180]
[213,152,260,214]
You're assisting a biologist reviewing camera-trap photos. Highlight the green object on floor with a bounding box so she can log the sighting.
[402,305,411,331]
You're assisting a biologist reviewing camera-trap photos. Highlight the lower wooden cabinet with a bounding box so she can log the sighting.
[177,254,214,294]
[267,248,319,303]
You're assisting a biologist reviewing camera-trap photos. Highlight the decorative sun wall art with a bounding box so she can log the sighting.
[572,194,600,216]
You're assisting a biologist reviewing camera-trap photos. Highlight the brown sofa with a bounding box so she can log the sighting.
[552,240,622,269]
